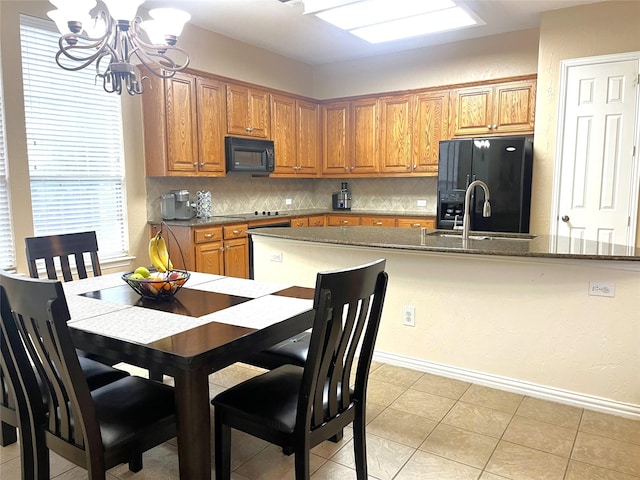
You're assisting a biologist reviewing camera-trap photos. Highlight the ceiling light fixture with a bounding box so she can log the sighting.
[47,0,191,95]
[301,0,480,44]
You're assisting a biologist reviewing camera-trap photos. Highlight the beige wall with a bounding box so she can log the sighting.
[532,1,640,246]
[1,1,639,274]
[312,28,540,99]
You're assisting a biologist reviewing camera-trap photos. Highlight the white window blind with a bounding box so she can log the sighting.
[0,65,16,270]
[19,15,128,260]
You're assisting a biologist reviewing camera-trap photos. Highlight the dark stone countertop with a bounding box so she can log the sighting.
[248,226,640,262]
[149,209,436,227]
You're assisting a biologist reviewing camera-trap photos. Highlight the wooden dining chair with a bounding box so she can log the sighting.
[25,231,102,281]
[212,259,388,480]
[0,270,177,480]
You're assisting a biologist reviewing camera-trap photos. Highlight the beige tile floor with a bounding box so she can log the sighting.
[1,361,639,479]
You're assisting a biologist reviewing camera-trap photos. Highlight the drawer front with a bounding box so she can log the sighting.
[396,218,435,228]
[361,216,395,227]
[194,226,223,243]
[308,216,325,227]
[327,215,360,226]
[223,224,248,239]
[291,217,309,227]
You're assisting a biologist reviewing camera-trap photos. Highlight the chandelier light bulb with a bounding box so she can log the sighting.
[47,0,191,95]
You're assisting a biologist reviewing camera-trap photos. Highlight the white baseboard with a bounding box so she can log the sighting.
[373,351,640,420]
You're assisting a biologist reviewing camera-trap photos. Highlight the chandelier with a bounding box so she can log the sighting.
[47,0,191,95]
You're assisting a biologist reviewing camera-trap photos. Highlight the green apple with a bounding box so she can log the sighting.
[130,272,144,280]
[134,266,150,278]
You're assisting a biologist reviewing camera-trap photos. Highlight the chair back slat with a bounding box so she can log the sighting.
[302,259,388,432]
[0,271,101,454]
[25,231,102,282]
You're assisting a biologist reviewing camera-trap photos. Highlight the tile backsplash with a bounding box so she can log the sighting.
[146,176,438,219]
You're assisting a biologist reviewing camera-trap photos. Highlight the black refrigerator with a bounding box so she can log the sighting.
[436,135,534,233]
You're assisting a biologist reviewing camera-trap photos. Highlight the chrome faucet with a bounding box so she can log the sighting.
[462,180,491,240]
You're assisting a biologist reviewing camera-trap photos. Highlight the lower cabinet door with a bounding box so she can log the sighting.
[224,238,249,278]
[195,242,224,274]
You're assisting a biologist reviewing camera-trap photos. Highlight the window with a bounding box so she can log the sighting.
[19,15,128,261]
[0,63,16,270]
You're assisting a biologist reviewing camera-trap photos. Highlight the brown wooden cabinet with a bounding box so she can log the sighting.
[322,101,350,175]
[152,223,247,278]
[451,78,536,137]
[291,215,325,227]
[321,98,379,176]
[396,218,435,229]
[360,216,396,227]
[326,214,360,226]
[412,90,450,175]
[142,72,226,177]
[379,95,413,174]
[226,83,270,138]
[271,95,319,176]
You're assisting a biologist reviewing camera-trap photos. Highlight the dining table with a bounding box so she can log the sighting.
[62,271,315,479]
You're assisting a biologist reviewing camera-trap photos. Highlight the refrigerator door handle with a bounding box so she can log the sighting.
[465,175,470,189]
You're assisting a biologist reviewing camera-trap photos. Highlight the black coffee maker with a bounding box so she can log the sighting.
[332,182,352,210]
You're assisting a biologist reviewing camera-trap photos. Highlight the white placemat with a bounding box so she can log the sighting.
[66,294,133,323]
[70,307,211,344]
[62,273,126,295]
[190,276,293,298]
[183,271,226,286]
[198,295,313,329]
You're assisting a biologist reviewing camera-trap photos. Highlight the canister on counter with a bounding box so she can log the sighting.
[196,190,212,218]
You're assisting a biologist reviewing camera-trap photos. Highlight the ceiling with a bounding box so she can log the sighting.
[144,0,605,65]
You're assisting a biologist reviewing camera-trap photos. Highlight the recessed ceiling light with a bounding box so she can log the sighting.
[304,0,480,44]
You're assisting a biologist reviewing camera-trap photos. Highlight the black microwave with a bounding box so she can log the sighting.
[225,136,275,173]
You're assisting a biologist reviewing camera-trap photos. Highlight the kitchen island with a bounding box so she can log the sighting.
[250,227,640,418]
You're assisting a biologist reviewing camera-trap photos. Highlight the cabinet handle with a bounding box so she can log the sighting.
[350,166,354,171]
[374,221,382,225]
[341,220,349,224]
[245,127,254,132]
[295,221,303,226]
[413,164,417,169]
[493,124,497,129]
[193,162,198,166]
[199,162,205,167]
[220,247,225,251]
[204,233,215,239]
[232,229,242,234]
[411,223,421,227]
[487,125,492,129]
[344,166,349,171]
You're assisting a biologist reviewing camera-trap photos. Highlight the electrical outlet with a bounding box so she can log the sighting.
[402,305,416,327]
[270,252,283,263]
[589,281,615,297]
[417,199,427,207]
[285,198,292,205]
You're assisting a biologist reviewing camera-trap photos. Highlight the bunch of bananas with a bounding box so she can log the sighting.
[149,232,174,273]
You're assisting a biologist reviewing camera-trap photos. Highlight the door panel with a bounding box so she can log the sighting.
[556,58,639,253]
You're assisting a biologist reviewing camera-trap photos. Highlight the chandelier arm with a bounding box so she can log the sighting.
[130,48,190,78]
[55,36,110,70]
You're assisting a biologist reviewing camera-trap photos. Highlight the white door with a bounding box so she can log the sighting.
[553,54,639,254]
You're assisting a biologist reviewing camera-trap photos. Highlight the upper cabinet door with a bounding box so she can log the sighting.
[412,90,450,174]
[271,94,297,173]
[165,72,199,173]
[379,95,413,173]
[322,101,351,175]
[451,85,494,137]
[226,83,271,138]
[493,79,536,133]
[196,77,226,174]
[351,98,379,174]
[296,99,320,175]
